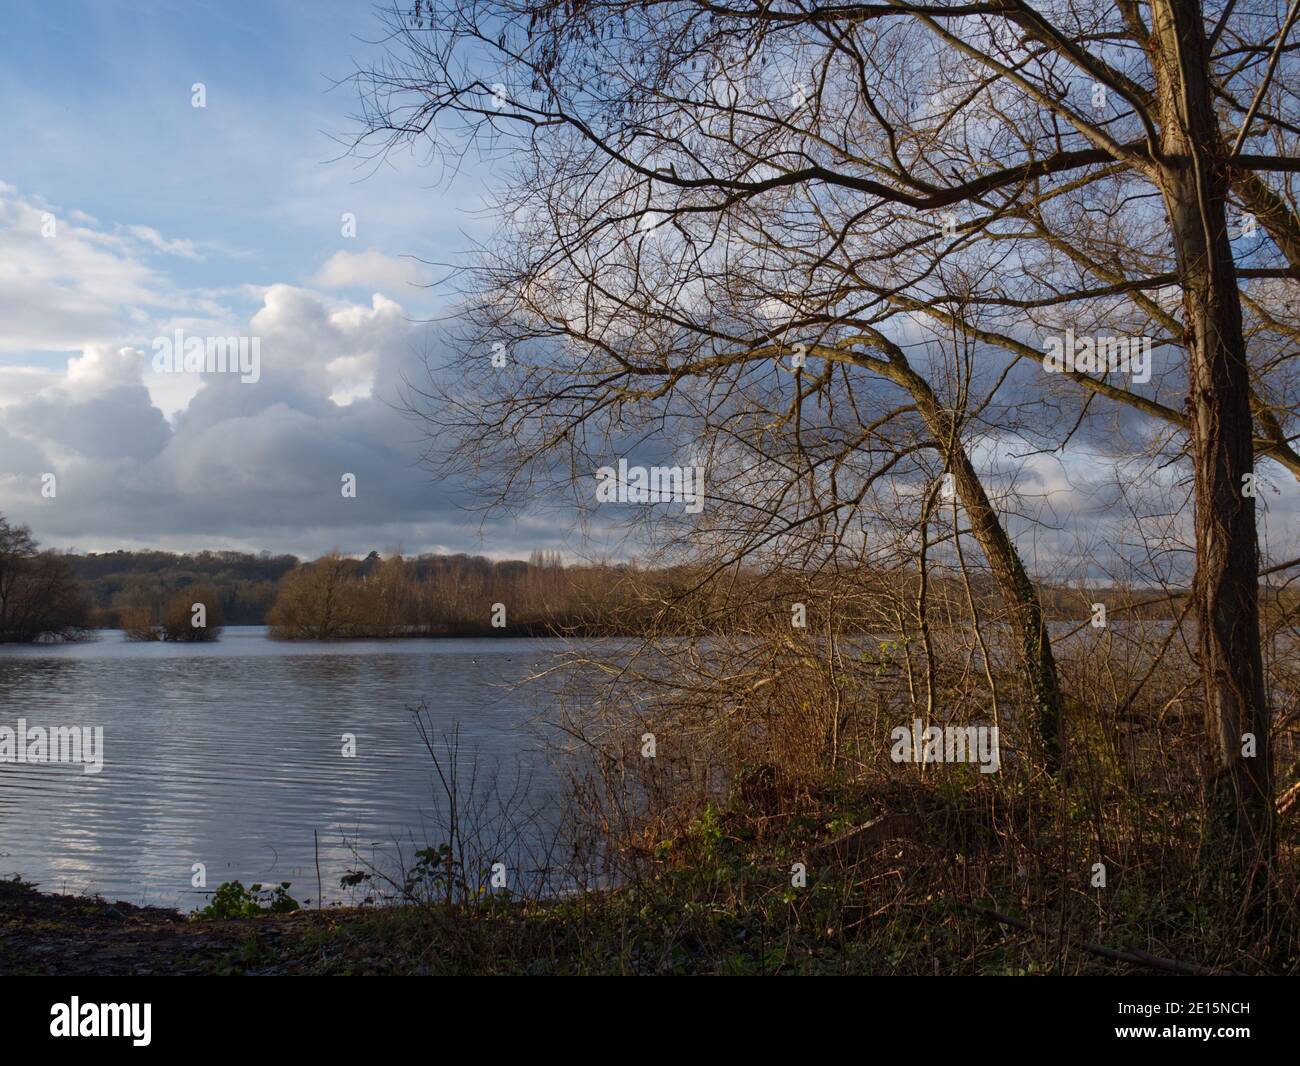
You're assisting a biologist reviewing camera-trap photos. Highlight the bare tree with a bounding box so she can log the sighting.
[0,515,90,643]
[351,0,1300,900]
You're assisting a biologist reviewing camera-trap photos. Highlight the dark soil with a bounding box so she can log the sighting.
[0,877,324,975]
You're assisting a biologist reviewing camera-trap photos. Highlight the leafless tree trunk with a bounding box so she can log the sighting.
[1150,0,1273,896]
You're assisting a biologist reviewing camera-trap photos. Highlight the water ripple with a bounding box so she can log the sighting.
[0,629,569,909]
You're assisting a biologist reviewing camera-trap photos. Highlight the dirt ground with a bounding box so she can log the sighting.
[0,877,328,976]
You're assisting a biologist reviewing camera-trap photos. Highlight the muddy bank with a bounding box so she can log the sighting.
[0,877,326,976]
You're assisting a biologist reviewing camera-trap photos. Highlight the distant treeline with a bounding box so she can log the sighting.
[9,512,1290,645]
[265,550,656,638]
[68,549,299,627]
[65,546,683,637]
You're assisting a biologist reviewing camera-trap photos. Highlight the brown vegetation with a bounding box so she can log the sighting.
[120,585,224,642]
[0,517,90,643]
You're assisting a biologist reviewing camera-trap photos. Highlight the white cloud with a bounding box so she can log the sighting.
[0,277,495,555]
[65,345,147,395]
[0,189,589,558]
[313,249,432,292]
[0,190,212,353]
[0,365,58,408]
[124,224,200,260]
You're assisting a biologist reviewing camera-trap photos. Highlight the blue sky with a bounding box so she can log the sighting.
[0,0,470,301]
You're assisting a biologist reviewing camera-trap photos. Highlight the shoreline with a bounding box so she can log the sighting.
[0,876,308,977]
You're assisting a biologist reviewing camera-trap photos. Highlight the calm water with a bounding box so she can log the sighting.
[0,628,573,909]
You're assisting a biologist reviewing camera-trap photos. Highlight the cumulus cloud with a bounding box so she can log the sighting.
[313,249,432,293]
[0,252,574,557]
[0,365,58,409]
[0,186,508,557]
[65,345,148,394]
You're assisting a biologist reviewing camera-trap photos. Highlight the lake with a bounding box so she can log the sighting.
[0,627,576,910]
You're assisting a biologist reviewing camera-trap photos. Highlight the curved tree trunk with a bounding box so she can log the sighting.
[889,358,1064,771]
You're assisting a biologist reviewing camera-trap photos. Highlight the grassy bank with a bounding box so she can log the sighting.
[6,768,1296,976]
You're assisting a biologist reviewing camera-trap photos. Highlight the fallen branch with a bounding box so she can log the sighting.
[963,903,1242,976]
[812,813,922,863]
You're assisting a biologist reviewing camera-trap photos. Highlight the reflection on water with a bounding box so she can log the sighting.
[0,628,567,909]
